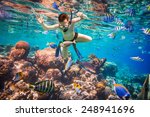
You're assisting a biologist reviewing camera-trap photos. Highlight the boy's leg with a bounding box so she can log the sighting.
[61,46,68,60]
[76,33,92,42]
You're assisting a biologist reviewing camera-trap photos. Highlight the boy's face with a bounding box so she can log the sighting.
[59,19,69,27]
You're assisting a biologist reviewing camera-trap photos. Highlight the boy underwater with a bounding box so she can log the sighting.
[36,10,92,60]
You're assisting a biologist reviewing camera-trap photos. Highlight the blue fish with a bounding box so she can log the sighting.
[52,2,60,11]
[103,13,114,22]
[46,42,57,49]
[125,8,136,16]
[125,20,134,32]
[113,80,130,100]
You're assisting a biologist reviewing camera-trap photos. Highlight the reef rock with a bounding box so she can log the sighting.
[12,60,38,83]
[45,68,62,81]
[0,57,13,77]
[35,48,64,71]
[0,57,13,90]
[9,41,30,60]
[65,64,81,80]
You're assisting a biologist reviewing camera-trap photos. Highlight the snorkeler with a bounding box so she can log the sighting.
[36,10,92,60]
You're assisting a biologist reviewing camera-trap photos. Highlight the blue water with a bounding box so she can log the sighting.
[0,0,150,76]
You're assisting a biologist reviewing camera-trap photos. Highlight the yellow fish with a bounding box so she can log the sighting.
[73,83,81,94]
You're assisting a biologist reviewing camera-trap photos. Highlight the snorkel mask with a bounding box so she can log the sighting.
[63,27,68,32]
[62,25,69,32]
[59,22,70,32]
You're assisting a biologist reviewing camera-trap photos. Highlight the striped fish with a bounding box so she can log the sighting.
[138,74,150,99]
[116,19,124,25]
[142,28,150,35]
[115,26,126,31]
[29,80,54,94]
[103,13,114,22]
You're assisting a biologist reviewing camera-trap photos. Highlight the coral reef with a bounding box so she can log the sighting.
[0,57,13,91]
[35,48,64,71]
[0,41,145,100]
[9,41,30,60]
[101,62,118,77]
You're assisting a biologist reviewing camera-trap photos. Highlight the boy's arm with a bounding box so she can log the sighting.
[36,16,59,30]
[72,12,88,23]
[41,23,59,30]
[72,17,83,23]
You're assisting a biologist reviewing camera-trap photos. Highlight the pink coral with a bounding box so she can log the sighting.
[9,41,30,60]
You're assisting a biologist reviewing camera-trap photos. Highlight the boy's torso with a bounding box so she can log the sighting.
[59,23,75,41]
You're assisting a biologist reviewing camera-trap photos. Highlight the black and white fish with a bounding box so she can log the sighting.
[29,80,55,94]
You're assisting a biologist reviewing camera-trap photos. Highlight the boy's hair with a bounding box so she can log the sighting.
[58,13,69,22]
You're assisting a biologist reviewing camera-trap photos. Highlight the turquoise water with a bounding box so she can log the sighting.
[0,0,150,76]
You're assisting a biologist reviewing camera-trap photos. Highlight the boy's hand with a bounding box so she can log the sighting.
[60,41,74,47]
[76,12,83,17]
[36,16,44,24]
[76,12,88,19]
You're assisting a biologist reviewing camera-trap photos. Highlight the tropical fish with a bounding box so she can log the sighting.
[103,13,114,22]
[138,74,150,100]
[108,32,116,39]
[121,35,126,40]
[34,30,41,33]
[125,20,134,32]
[115,26,126,31]
[46,42,57,49]
[125,8,136,16]
[147,4,150,11]
[42,31,48,35]
[29,80,54,94]
[113,80,130,100]
[138,46,142,50]
[141,28,150,35]
[63,57,73,73]
[115,19,124,25]
[52,2,60,11]
[12,72,23,82]
[130,56,144,62]
[73,83,81,94]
